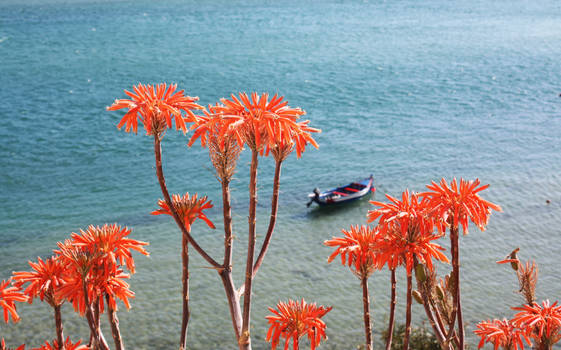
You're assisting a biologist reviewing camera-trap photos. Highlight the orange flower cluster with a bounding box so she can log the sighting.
[107,83,202,135]
[474,301,561,350]
[324,178,500,350]
[70,224,149,274]
[53,224,148,314]
[266,299,332,350]
[478,247,560,350]
[189,93,320,158]
[187,104,234,148]
[31,338,87,350]
[0,279,28,323]
[512,300,561,346]
[1,338,25,350]
[13,256,66,307]
[152,192,215,232]
[107,87,321,159]
[9,223,148,349]
[474,318,531,350]
[368,190,448,274]
[422,178,502,234]
[324,225,381,278]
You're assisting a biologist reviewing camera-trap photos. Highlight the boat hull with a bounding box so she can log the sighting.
[308,175,374,207]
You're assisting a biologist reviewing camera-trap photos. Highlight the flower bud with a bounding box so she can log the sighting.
[447,272,456,293]
[436,284,445,300]
[413,290,424,305]
[415,264,427,282]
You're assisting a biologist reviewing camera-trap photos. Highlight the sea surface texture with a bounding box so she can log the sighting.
[1,0,560,348]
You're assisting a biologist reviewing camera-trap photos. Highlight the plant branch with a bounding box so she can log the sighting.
[153,135,221,270]
[403,273,413,350]
[94,296,110,350]
[429,294,459,349]
[412,262,447,349]
[240,149,259,350]
[222,180,234,269]
[450,226,464,349]
[105,294,124,350]
[361,275,373,350]
[180,232,190,350]
[252,159,282,277]
[83,280,99,349]
[216,174,245,345]
[385,268,396,350]
[54,304,65,350]
[219,270,243,341]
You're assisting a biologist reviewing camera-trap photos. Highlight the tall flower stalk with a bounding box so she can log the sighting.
[152,192,215,350]
[54,224,147,350]
[207,93,317,348]
[13,257,67,349]
[189,105,245,341]
[152,135,223,350]
[423,178,501,349]
[189,93,319,349]
[109,83,221,349]
[385,268,397,350]
[325,225,381,350]
[110,87,319,350]
[368,190,449,350]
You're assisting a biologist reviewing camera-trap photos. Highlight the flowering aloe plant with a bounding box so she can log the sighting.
[32,337,88,350]
[266,299,331,350]
[474,318,531,350]
[152,192,215,348]
[0,279,28,324]
[369,190,449,350]
[325,225,381,350]
[422,178,501,349]
[52,224,147,350]
[109,86,319,350]
[13,256,67,347]
[512,300,561,350]
[1,338,25,350]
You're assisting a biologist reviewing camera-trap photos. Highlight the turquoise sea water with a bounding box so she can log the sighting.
[1,0,561,348]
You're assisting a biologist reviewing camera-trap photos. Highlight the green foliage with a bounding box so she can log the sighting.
[381,323,440,350]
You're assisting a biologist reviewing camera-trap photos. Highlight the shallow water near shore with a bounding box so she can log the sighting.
[1,0,561,348]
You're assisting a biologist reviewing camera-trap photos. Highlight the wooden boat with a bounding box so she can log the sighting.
[307,175,375,207]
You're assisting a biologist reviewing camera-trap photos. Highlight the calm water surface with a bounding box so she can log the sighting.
[1,0,561,348]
